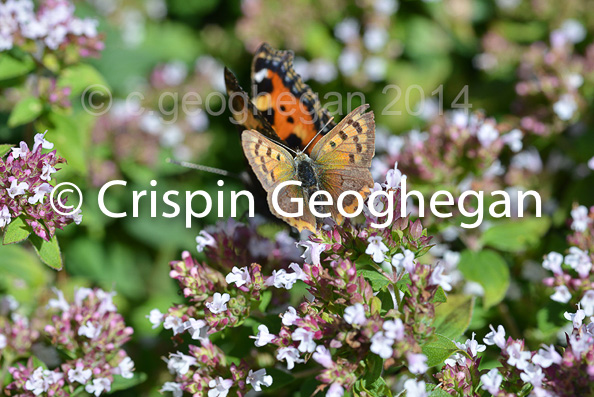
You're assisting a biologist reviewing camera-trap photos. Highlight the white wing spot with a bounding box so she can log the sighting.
[254,69,269,83]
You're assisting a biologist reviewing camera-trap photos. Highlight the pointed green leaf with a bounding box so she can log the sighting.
[0,245,47,302]
[69,386,85,397]
[30,234,63,270]
[57,64,109,96]
[3,215,32,244]
[422,334,460,367]
[433,294,474,340]
[0,144,14,157]
[358,269,391,291]
[363,354,384,387]
[258,290,272,312]
[428,385,454,396]
[8,97,43,127]
[479,217,551,253]
[432,286,447,303]
[395,273,411,296]
[0,53,35,80]
[31,356,48,370]
[108,373,147,393]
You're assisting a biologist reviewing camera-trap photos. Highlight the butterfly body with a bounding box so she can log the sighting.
[241,104,376,232]
[294,154,319,195]
[293,152,329,228]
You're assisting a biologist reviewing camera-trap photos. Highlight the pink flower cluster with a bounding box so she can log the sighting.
[437,312,594,397]
[152,180,458,396]
[374,110,522,191]
[0,132,80,240]
[0,295,40,357]
[0,0,103,56]
[480,19,594,135]
[3,287,135,396]
[431,206,594,396]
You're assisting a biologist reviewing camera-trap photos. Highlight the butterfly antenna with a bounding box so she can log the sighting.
[274,140,298,155]
[166,158,242,179]
[302,117,334,153]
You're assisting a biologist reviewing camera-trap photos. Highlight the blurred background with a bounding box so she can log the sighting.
[2,0,594,395]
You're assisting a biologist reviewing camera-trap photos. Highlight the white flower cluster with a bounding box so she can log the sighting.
[161,351,273,397]
[542,248,593,303]
[0,0,98,51]
[480,323,569,396]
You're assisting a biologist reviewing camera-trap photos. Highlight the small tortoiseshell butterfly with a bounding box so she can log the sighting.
[241,104,375,232]
[225,42,336,153]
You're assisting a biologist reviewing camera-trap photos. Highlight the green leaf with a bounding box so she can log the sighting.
[354,376,393,397]
[31,356,48,370]
[367,376,393,397]
[535,308,559,339]
[358,269,391,291]
[355,253,377,268]
[480,217,551,253]
[0,52,35,80]
[69,386,85,397]
[363,354,384,387]
[3,215,32,244]
[57,63,109,96]
[428,385,453,397]
[395,273,411,296]
[422,334,460,367]
[458,250,510,309]
[0,144,13,157]
[432,286,447,303]
[0,245,48,303]
[108,373,147,393]
[8,97,43,127]
[258,290,272,312]
[39,111,89,174]
[30,234,63,270]
[433,294,474,340]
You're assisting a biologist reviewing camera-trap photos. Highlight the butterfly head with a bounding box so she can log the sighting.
[293,150,309,160]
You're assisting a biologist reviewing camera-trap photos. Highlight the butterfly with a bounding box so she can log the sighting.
[225,42,335,154]
[241,104,375,232]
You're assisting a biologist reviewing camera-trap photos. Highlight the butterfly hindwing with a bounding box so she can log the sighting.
[251,43,336,152]
[311,104,375,224]
[267,178,317,232]
[241,129,317,232]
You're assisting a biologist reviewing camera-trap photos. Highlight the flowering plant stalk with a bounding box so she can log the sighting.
[0,132,79,270]
[150,177,464,397]
[1,287,138,396]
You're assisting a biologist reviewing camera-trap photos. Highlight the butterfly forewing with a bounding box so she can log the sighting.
[241,129,317,232]
[241,129,295,191]
[251,43,336,152]
[310,104,375,167]
[224,67,282,144]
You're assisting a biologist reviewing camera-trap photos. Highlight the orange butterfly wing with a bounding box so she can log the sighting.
[251,43,335,152]
[224,67,283,145]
